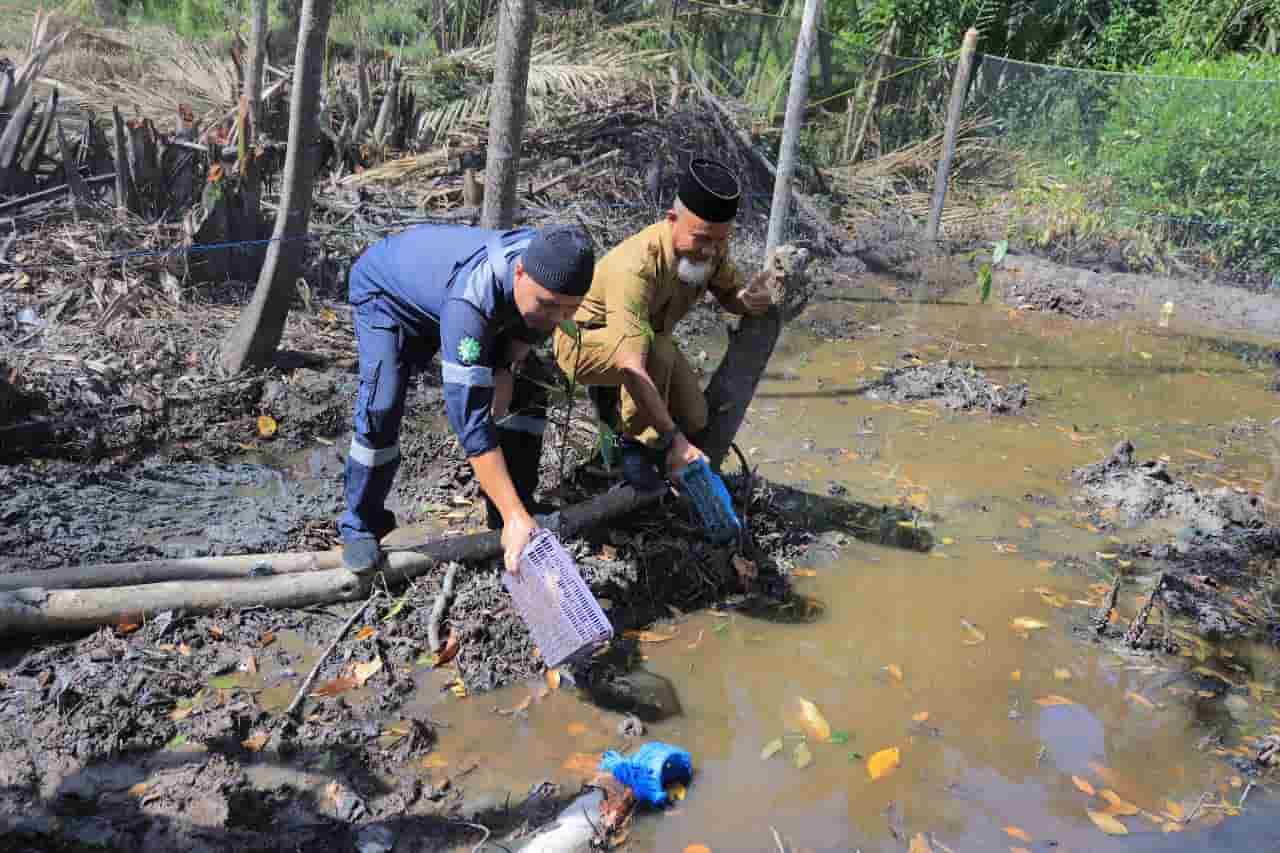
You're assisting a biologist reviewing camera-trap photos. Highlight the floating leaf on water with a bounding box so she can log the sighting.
[1035,695,1075,707]
[623,629,678,643]
[1072,775,1096,796]
[789,697,832,742]
[885,664,904,681]
[867,746,901,781]
[1100,790,1139,816]
[1125,691,1156,710]
[793,742,813,769]
[1087,808,1130,835]
[961,619,986,645]
[353,657,383,686]
[761,738,784,760]
[913,711,930,723]
[241,732,270,752]
[1012,617,1049,632]
[354,626,376,642]
[908,833,932,853]
[1054,668,1073,681]
[1163,822,1184,833]
[1004,826,1033,842]
[1035,587,1070,608]
[1011,670,1022,682]
[545,669,561,690]
[829,731,850,745]
[256,415,278,438]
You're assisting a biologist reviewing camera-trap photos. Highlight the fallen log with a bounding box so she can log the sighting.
[0,485,662,638]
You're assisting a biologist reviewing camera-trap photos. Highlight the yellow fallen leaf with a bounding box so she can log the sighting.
[256,415,278,438]
[1230,775,1243,788]
[1036,588,1069,608]
[1163,822,1184,833]
[1100,789,1139,815]
[793,741,813,769]
[1164,800,1185,821]
[792,568,818,577]
[1018,516,1034,529]
[1087,808,1129,835]
[416,753,448,770]
[665,782,688,801]
[885,664,904,681]
[867,746,901,781]
[912,711,930,722]
[241,732,270,752]
[1012,617,1049,632]
[942,537,955,546]
[1054,668,1073,681]
[1072,776,1096,796]
[1125,691,1156,710]
[623,629,678,643]
[961,619,986,645]
[683,846,712,853]
[1035,695,1074,707]
[1004,826,1032,842]
[449,680,468,698]
[354,626,376,642]
[1011,670,1022,682]
[353,657,383,686]
[546,669,561,690]
[791,697,832,742]
[761,738,783,760]
[908,833,932,853]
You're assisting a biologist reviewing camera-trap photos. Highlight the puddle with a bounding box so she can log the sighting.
[396,295,1280,850]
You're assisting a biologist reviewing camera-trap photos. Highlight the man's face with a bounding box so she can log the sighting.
[668,206,733,286]
[513,260,583,332]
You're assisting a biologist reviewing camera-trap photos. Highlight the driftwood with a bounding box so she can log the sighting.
[0,485,661,638]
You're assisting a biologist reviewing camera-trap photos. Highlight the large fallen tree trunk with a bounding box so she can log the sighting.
[0,484,662,637]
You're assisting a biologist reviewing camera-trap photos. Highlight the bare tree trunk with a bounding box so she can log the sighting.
[246,0,269,136]
[765,0,822,256]
[480,0,535,230]
[220,0,335,374]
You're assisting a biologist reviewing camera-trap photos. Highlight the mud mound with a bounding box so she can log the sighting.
[1071,440,1267,535]
[861,360,1029,413]
[1003,277,1130,320]
[1071,440,1277,641]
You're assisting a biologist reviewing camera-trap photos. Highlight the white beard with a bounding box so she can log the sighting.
[676,256,714,287]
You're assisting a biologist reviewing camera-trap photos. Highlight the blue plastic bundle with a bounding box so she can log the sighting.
[599,742,693,807]
[674,457,742,543]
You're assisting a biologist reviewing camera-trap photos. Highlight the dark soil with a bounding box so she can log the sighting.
[1003,275,1133,320]
[1070,440,1279,642]
[860,358,1030,413]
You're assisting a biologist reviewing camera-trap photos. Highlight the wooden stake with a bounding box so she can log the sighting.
[925,28,978,243]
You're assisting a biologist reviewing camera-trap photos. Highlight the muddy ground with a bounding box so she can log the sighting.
[1070,439,1280,645]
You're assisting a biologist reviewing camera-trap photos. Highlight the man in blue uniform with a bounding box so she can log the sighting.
[338,224,595,574]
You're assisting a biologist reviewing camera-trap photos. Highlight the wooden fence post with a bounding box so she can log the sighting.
[925,27,978,243]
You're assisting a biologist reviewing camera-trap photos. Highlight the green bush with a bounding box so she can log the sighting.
[1093,53,1280,271]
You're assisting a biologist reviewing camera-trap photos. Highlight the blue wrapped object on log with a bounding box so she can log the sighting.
[599,742,693,807]
[673,457,742,543]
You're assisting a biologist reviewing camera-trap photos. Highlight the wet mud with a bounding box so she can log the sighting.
[861,358,1030,413]
[1071,440,1279,642]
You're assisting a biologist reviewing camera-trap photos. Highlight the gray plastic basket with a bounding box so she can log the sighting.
[503,529,614,668]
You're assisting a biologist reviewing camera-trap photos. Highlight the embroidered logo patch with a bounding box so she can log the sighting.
[457,336,481,365]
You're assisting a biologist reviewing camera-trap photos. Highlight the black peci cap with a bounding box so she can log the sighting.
[676,158,741,223]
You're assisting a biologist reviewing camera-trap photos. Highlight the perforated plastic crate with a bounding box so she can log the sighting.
[503,529,614,668]
[674,458,742,543]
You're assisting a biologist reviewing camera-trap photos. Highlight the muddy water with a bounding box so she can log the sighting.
[401,292,1280,850]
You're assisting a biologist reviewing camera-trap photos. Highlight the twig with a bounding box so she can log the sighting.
[427,562,459,653]
[1092,573,1122,635]
[285,591,377,718]
[1239,780,1254,808]
[1124,572,1165,648]
[446,820,491,853]
[1184,791,1210,824]
[770,825,786,853]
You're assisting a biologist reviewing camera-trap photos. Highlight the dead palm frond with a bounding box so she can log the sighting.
[405,24,672,143]
[3,9,75,113]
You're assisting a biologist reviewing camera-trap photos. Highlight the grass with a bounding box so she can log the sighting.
[0,0,44,52]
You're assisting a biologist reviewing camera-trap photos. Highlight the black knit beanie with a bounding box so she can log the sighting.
[521,226,596,297]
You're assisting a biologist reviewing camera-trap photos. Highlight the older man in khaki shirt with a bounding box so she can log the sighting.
[552,159,773,490]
